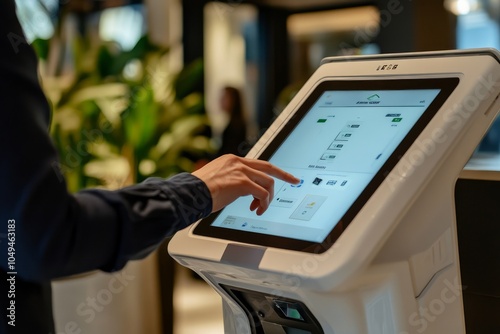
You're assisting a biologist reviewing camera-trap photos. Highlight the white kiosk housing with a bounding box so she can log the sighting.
[169,49,500,334]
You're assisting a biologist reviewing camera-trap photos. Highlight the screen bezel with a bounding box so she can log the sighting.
[193,78,460,253]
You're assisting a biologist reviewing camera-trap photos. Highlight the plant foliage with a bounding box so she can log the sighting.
[35,35,213,192]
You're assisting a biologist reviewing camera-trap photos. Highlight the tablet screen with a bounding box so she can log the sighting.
[194,78,459,253]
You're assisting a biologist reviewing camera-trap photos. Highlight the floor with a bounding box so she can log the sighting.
[173,264,224,334]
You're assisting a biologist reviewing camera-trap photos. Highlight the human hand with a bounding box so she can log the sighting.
[192,154,300,215]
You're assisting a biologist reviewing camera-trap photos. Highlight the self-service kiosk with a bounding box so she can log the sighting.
[169,49,500,334]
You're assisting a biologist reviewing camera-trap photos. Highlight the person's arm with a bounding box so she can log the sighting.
[0,0,298,282]
[0,1,210,282]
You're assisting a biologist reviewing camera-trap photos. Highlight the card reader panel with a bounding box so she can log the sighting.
[221,285,324,334]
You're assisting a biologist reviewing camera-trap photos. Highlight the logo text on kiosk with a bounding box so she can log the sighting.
[376,64,399,71]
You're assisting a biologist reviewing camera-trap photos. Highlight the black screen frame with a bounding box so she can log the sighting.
[194,77,460,253]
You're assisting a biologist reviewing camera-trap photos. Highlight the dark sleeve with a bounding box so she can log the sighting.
[0,0,212,282]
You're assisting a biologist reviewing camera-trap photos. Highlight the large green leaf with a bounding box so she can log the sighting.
[122,84,158,157]
[31,38,50,60]
[173,58,204,100]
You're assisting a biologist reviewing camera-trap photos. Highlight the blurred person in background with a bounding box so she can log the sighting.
[216,86,249,157]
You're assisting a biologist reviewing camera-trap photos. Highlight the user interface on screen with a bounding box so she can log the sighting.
[194,79,459,252]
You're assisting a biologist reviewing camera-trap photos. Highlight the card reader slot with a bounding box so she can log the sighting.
[220,285,324,334]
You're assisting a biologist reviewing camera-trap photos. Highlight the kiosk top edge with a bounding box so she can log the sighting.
[320,48,500,66]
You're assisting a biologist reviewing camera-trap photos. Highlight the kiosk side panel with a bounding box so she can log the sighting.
[456,178,500,333]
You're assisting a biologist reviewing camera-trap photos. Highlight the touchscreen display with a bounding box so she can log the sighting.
[194,79,459,252]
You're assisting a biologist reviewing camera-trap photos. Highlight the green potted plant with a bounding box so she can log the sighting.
[34,34,214,191]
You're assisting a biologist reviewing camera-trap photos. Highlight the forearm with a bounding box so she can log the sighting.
[0,0,212,282]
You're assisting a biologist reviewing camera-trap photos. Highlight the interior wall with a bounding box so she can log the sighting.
[52,253,162,334]
[376,0,456,53]
[413,0,456,51]
[146,0,184,73]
